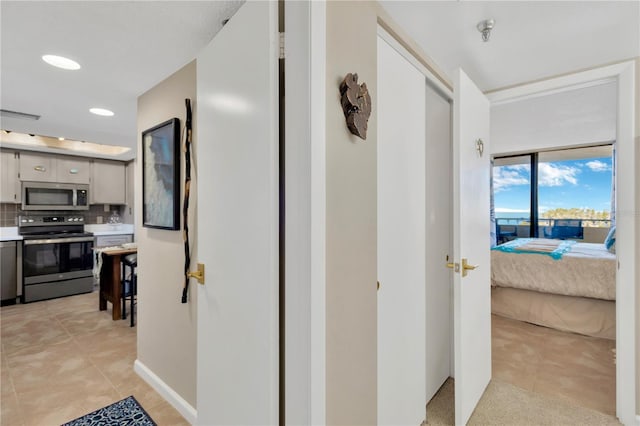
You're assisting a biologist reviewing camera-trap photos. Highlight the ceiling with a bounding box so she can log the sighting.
[1,1,638,161]
[0,1,243,160]
[380,1,639,91]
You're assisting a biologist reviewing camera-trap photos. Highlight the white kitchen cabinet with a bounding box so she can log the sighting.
[56,156,91,184]
[19,152,56,182]
[91,159,126,204]
[0,150,20,203]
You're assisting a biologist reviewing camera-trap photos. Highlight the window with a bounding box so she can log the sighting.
[493,145,613,245]
[493,155,531,244]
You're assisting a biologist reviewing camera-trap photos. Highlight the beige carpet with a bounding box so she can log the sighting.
[425,378,621,426]
[491,314,616,415]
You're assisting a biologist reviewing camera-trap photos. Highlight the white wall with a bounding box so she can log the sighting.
[491,81,616,155]
[135,61,197,409]
[325,3,378,423]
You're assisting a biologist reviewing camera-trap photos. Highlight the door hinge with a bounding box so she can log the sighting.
[279,32,285,59]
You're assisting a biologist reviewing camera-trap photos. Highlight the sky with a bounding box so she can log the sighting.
[493,157,613,215]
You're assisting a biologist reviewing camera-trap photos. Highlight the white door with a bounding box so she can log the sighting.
[424,83,453,403]
[452,68,491,425]
[377,36,426,425]
[195,2,279,425]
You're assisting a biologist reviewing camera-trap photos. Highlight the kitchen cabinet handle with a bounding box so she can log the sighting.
[34,166,46,172]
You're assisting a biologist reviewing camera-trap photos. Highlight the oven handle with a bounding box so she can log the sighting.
[24,236,95,245]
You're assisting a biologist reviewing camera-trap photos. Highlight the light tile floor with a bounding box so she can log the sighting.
[1,291,189,426]
[2,293,616,424]
[492,314,616,416]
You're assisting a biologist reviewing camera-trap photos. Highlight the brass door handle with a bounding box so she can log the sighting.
[187,263,205,284]
[461,258,477,277]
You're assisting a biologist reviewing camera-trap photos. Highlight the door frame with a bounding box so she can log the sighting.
[283,2,327,424]
[487,60,637,425]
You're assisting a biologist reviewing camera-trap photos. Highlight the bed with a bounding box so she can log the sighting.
[491,238,616,339]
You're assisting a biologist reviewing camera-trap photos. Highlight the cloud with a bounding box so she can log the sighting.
[493,162,580,192]
[493,165,529,192]
[585,160,611,172]
[538,163,579,186]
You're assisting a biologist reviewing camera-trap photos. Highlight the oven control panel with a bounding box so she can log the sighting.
[19,215,85,226]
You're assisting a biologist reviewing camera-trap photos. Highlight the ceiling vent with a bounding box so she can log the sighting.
[0,109,40,120]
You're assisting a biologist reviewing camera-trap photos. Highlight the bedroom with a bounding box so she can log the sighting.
[490,80,618,415]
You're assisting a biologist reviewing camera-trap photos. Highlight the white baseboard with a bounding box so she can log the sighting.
[134,359,197,425]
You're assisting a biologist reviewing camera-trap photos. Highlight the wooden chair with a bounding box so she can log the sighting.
[121,253,137,327]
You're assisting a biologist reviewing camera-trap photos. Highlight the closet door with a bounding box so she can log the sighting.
[425,83,452,403]
[377,35,426,426]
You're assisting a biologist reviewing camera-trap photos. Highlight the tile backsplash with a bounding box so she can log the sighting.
[0,203,127,227]
[0,203,18,227]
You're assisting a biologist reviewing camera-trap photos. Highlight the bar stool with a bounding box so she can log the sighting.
[121,253,137,327]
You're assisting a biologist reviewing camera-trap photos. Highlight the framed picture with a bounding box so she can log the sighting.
[142,117,180,230]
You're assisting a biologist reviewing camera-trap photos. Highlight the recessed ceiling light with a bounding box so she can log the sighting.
[58,137,65,141]
[42,54,81,70]
[89,108,114,117]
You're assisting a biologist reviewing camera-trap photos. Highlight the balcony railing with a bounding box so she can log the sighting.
[495,217,612,245]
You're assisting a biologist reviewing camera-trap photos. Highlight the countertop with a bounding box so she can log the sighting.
[85,224,135,236]
[0,224,134,241]
[0,227,21,241]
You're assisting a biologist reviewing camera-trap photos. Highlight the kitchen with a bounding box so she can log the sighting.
[0,141,166,425]
[0,2,238,423]
[0,146,135,306]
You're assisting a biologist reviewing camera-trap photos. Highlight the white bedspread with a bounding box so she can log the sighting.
[491,242,616,300]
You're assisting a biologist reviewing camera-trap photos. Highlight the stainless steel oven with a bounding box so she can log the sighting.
[22,182,89,211]
[19,215,94,303]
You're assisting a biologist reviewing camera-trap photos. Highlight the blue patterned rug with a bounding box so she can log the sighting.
[62,396,156,426]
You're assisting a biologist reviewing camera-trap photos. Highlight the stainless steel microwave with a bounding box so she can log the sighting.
[22,182,90,211]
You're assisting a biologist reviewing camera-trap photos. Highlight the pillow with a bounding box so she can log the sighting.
[604,226,616,253]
